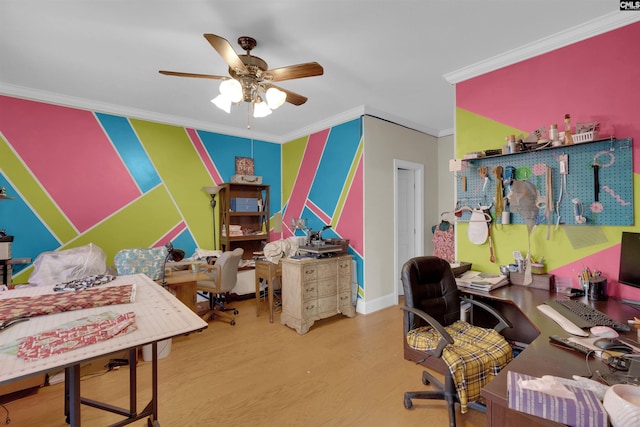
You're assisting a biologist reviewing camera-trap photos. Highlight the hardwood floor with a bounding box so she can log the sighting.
[3,298,487,426]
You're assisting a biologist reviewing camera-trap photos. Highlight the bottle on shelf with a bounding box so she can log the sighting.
[549,124,561,146]
[564,114,573,145]
[507,135,517,153]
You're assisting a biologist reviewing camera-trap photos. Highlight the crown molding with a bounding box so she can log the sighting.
[1,84,439,143]
[278,106,366,143]
[443,13,640,84]
[0,83,279,142]
[362,106,443,138]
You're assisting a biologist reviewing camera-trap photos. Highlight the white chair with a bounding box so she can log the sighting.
[196,248,243,325]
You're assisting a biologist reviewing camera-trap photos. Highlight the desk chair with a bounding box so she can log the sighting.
[401,256,512,427]
[197,248,243,326]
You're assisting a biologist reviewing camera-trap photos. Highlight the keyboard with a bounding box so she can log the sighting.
[546,299,631,332]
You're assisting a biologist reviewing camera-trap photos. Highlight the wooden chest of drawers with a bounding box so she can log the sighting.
[280,255,355,334]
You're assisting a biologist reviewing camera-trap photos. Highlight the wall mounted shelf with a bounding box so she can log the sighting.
[455,138,633,226]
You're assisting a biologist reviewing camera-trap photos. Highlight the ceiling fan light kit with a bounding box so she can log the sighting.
[211,77,285,118]
[253,99,272,118]
[211,93,231,113]
[219,79,243,103]
[265,87,287,109]
[160,34,323,119]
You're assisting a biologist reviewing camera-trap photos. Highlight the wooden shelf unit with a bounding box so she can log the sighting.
[218,183,270,259]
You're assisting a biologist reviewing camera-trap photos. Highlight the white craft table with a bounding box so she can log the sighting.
[0,274,208,426]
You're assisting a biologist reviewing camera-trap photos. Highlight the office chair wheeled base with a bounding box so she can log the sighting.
[201,308,236,326]
[404,370,459,427]
[199,291,238,325]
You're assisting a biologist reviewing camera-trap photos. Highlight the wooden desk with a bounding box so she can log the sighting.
[254,259,282,323]
[0,274,207,426]
[461,285,640,426]
[162,269,209,313]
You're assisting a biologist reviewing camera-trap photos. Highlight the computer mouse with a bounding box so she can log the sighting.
[593,338,632,353]
[590,326,619,338]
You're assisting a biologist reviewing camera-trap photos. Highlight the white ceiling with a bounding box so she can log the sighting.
[1,1,635,143]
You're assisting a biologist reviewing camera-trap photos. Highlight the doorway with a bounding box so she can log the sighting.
[394,160,424,303]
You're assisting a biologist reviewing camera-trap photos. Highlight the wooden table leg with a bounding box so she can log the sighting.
[268,267,274,323]
[255,270,262,317]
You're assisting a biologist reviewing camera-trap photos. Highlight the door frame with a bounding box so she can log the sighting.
[393,159,424,304]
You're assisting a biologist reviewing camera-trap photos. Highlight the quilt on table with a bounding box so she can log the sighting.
[0,311,137,361]
[406,320,513,413]
[0,284,135,322]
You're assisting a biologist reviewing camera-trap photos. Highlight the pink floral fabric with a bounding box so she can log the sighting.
[433,226,455,262]
[16,311,137,361]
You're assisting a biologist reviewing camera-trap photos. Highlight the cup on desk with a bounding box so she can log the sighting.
[191,263,199,274]
[588,276,607,301]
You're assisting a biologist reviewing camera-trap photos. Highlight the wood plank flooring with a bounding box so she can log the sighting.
[3,298,487,426]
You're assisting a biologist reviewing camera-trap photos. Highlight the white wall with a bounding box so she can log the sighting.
[361,116,438,313]
[437,134,456,221]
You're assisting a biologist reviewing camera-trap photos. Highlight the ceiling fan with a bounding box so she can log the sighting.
[159,34,323,117]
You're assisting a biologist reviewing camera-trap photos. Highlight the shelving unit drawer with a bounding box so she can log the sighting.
[302,283,317,301]
[317,296,339,315]
[316,263,336,279]
[316,278,337,298]
[337,259,351,276]
[338,279,351,294]
[302,266,317,282]
[338,291,351,309]
[303,301,317,317]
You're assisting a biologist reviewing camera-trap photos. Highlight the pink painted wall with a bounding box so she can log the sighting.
[456,22,640,301]
[0,97,140,232]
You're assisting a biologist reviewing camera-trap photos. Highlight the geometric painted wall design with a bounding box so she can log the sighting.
[0,95,364,293]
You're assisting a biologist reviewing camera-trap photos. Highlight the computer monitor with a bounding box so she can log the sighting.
[619,232,640,289]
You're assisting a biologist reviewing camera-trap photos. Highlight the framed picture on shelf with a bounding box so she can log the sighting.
[235,157,255,176]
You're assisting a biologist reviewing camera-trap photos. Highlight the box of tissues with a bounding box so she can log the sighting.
[508,371,607,427]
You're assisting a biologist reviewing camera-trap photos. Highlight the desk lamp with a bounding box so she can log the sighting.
[202,186,221,249]
[161,242,184,287]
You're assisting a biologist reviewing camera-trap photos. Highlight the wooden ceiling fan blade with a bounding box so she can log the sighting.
[203,34,248,73]
[267,62,324,82]
[266,84,307,106]
[159,70,227,80]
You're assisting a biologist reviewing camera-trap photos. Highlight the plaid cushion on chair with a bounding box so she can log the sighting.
[406,320,513,413]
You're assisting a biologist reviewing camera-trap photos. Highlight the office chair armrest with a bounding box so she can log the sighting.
[401,306,453,357]
[461,296,512,333]
[199,264,222,292]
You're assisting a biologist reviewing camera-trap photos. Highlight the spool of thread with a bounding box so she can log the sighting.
[502,211,510,224]
[549,124,559,142]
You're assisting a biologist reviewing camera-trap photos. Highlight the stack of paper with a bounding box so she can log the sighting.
[455,270,509,292]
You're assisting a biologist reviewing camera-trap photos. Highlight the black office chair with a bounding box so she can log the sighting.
[401,256,512,427]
